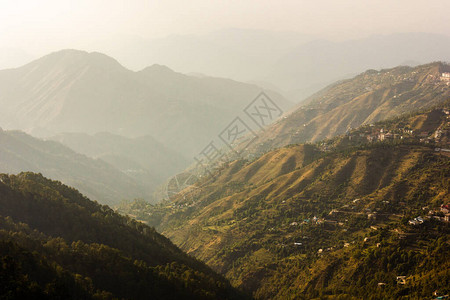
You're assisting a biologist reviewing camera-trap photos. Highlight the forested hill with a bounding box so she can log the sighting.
[0,172,245,299]
[243,62,450,155]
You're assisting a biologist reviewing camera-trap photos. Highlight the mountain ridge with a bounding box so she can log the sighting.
[0,49,291,157]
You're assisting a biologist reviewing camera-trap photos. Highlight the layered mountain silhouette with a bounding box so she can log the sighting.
[80,31,450,101]
[50,132,190,194]
[0,49,291,158]
[4,32,450,103]
[0,129,152,205]
[74,28,312,83]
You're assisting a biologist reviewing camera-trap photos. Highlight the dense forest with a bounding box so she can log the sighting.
[0,172,246,299]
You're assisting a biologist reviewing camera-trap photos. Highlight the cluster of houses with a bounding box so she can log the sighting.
[338,125,415,146]
[357,126,422,143]
[441,72,450,85]
[432,204,450,222]
[347,109,450,146]
[316,108,450,153]
[171,200,196,210]
[427,72,450,86]
[290,215,324,227]
[409,204,450,225]
[408,216,424,226]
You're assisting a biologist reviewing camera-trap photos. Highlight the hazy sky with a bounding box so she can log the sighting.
[1,0,449,55]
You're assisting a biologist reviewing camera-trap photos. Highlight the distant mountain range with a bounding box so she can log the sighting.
[1,26,450,300]
[90,28,311,82]
[0,129,152,205]
[79,31,450,102]
[50,131,190,194]
[0,49,291,157]
[4,31,450,103]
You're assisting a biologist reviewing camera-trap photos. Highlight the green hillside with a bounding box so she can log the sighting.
[127,107,450,299]
[0,172,245,299]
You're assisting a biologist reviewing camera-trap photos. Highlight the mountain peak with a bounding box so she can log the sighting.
[139,64,175,74]
[26,49,127,72]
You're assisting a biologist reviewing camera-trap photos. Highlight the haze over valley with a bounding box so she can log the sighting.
[0,1,449,299]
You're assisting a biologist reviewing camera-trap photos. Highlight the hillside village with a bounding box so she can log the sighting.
[441,72,450,84]
[318,107,450,153]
